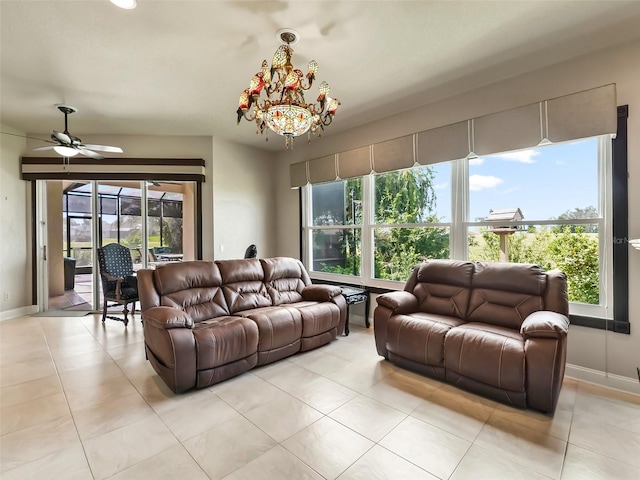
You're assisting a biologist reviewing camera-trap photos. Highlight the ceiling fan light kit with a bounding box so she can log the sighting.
[33,104,124,159]
[236,28,341,149]
[109,0,137,10]
[53,145,78,157]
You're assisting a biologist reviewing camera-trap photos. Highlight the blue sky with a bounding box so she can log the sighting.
[430,137,599,222]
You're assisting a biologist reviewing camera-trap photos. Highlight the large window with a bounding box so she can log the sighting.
[373,164,452,281]
[302,135,617,322]
[309,179,362,275]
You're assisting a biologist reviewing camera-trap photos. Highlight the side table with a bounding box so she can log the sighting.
[338,285,370,336]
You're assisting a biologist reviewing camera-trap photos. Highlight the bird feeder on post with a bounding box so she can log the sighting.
[486,208,524,262]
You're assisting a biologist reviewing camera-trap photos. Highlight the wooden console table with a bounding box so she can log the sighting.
[338,285,370,336]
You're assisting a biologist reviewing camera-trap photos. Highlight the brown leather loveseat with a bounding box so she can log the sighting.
[374,260,569,413]
[138,257,346,393]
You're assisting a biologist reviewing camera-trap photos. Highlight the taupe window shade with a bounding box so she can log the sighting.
[372,135,415,173]
[416,121,471,165]
[546,86,617,143]
[21,157,206,181]
[290,84,617,187]
[337,146,371,179]
[308,155,338,184]
[473,104,543,156]
[290,160,309,187]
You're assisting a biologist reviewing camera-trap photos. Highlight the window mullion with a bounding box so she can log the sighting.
[362,174,373,284]
[451,158,468,260]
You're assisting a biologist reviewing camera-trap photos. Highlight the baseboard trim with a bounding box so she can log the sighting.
[565,363,640,396]
[0,305,39,321]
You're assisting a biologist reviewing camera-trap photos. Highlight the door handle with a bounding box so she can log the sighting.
[43,245,47,261]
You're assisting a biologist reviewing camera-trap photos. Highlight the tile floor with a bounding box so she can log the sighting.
[1,314,640,479]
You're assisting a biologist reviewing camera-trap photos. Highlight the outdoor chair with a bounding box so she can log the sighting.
[97,243,139,326]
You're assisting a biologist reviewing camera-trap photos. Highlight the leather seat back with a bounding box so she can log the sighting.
[261,257,309,305]
[467,262,546,329]
[153,261,230,322]
[406,260,474,319]
[217,258,272,314]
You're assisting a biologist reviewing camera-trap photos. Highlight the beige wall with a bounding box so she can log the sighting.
[0,124,31,317]
[274,39,640,383]
[211,138,277,259]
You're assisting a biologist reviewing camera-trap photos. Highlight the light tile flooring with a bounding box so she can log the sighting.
[1,314,640,480]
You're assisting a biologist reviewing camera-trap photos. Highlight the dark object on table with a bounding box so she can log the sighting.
[97,243,139,326]
[244,244,258,258]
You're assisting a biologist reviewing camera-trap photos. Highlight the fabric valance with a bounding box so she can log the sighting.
[21,157,206,182]
[290,84,617,186]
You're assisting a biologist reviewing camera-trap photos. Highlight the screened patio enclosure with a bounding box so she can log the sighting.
[48,180,197,312]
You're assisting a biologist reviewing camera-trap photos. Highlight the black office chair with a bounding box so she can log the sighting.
[244,244,258,258]
[97,243,139,326]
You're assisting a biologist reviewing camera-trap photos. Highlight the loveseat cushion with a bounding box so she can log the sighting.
[192,316,259,370]
[407,260,474,319]
[154,261,230,322]
[386,313,464,366]
[467,262,545,329]
[444,322,526,392]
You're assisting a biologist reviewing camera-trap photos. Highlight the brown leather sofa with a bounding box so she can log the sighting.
[138,257,346,393]
[374,260,569,413]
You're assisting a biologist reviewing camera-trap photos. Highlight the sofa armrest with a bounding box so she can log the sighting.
[376,291,419,315]
[143,306,194,330]
[521,310,569,339]
[302,284,342,302]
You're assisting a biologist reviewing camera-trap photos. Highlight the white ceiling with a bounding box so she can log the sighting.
[2,0,640,152]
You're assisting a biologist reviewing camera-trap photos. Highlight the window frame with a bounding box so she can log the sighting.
[300,106,629,333]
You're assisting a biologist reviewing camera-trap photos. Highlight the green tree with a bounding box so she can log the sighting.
[548,226,599,304]
[554,206,599,233]
[472,225,598,304]
[373,168,449,280]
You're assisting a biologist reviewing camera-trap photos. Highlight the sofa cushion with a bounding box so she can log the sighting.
[444,322,525,392]
[290,301,341,338]
[386,313,464,366]
[154,261,230,322]
[192,316,259,370]
[407,260,474,319]
[243,306,303,353]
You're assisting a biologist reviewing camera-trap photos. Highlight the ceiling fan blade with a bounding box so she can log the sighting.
[81,144,123,153]
[77,148,104,160]
[33,145,57,151]
[52,130,71,144]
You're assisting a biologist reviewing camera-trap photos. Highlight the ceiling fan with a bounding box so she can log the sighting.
[33,104,123,159]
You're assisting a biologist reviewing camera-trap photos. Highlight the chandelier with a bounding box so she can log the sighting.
[236,29,340,149]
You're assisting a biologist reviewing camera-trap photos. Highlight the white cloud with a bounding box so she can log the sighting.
[492,149,539,164]
[469,174,503,191]
[468,157,484,166]
[433,182,448,190]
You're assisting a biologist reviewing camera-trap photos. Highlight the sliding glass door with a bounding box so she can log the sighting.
[46,180,197,312]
